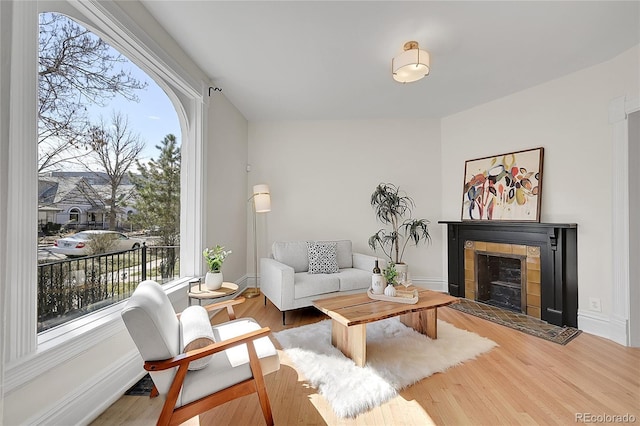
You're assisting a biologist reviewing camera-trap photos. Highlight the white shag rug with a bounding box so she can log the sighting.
[273,317,497,418]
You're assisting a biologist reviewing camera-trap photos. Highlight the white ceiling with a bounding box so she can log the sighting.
[140,1,640,121]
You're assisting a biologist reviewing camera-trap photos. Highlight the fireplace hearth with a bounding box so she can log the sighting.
[440,221,578,327]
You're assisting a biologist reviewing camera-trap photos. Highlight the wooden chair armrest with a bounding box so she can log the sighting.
[200,296,245,312]
[202,296,245,320]
[144,326,271,372]
[176,296,245,321]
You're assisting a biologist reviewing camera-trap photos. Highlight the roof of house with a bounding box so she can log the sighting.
[38,176,106,208]
[38,172,136,210]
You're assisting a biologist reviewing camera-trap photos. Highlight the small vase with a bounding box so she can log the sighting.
[205,271,223,290]
[384,284,397,297]
[371,274,385,295]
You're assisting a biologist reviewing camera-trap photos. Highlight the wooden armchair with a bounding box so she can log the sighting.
[121,280,279,426]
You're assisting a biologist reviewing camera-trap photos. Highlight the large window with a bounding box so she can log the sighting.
[3,2,204,392]
[36,12,182,331]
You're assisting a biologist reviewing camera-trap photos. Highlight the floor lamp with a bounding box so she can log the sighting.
[244,184,271,298]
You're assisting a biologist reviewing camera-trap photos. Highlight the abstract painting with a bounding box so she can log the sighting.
[461,147,544,221]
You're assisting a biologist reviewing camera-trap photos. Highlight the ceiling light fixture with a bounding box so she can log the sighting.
[392,41,430,83]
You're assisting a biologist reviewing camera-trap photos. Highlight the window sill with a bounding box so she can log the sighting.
[5,277,192,393]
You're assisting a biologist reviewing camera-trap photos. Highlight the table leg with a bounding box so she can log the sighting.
[400,308,438,339]
[331,320,366,367]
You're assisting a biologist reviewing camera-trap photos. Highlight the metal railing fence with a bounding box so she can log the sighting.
[37,244,180,332]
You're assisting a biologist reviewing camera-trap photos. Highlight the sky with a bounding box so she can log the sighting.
[86,61,182,163]
[39,12,182,171]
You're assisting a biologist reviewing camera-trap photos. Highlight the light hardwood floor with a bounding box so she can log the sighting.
[92,294,640,425]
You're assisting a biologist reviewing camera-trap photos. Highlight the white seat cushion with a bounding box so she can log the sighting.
[294,272,340,299]
[179,318,279,407]
[337,268,371,292]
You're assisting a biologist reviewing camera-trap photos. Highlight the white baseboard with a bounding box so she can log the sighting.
[25,350,143,426]
[412,277,447,292]
[577,310,629,345]
[609,315,630,346]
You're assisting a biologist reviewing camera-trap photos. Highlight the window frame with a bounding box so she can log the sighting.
[4,0,206,392]
[68,207,80,223]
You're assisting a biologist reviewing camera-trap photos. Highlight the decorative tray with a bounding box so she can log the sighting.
[367,288,419,304]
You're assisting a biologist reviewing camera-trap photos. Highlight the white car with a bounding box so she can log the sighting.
[52,230,144,257]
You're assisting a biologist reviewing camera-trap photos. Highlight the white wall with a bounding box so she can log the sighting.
[205,92,249,283]
[441,46,639,337]
[248,118,444,286]
[3,326,140,425]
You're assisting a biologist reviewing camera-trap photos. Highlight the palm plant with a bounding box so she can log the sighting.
[368,183,431,264]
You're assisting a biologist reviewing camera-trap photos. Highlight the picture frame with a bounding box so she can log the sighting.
[461,147,544,222]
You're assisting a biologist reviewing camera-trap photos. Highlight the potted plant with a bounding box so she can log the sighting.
[368,183,431,273]
[382,262,398,296]
[382,262,398,285]
[203,245,232,290]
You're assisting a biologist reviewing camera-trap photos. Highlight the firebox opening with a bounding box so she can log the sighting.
[476,253,526,313]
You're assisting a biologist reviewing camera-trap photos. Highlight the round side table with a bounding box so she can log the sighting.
[188,280,239,306]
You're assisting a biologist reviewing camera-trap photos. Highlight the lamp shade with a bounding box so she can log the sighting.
[392,41,430,83]
[252,184,271,213]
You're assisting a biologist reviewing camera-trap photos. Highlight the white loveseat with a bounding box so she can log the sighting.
[260,240,376,324]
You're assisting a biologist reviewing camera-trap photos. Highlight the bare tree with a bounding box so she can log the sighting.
[89,112,145,230]
[38,12,147,172]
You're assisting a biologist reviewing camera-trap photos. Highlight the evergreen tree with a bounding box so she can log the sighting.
[131,134,181,277]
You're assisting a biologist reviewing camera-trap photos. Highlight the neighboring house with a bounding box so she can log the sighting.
[38,172,137,231]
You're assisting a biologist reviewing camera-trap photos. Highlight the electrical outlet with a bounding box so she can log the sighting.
[589,297,602,312]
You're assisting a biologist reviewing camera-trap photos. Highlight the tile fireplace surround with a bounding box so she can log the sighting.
[440,221,578,327]
[464,241,542,319]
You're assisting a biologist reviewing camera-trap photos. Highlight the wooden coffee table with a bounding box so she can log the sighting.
[313,288,459,367]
